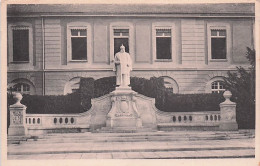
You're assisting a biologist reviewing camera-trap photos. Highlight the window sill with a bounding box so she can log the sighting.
[209,59,228,62]
[10,61,30,64]
[69,60,88,62]
[155,59,172,62]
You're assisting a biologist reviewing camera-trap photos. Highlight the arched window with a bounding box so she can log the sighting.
[64,77,81,95]
[161,76,179,93]
[8,79,35,95]
[211,81,225,94]
[12,83,30,94]
[164,81,174,93]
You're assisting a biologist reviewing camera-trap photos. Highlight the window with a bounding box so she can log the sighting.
[67,22,92,62]
[156,28,171,60]
[64,77,81,95]
[110,23,134,64]
[164,81,174,93]
[13,28,29,62]
[211,81,225,94]
[207,23,230,62]
[8,24,33,64]
[8,79,35,95]
[113,29,129,55]
[12,83,30,94]
[162,76,179,93]
[71,29,87,60]
[211,29,226,59]
[152,23,175,62]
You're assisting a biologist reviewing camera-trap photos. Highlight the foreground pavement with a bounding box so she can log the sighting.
[8,130,255,159]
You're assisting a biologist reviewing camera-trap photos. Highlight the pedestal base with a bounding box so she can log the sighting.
[106,117,142,128]
[8,126,26,136]
[219,122,238,131]
[105,87,143,131]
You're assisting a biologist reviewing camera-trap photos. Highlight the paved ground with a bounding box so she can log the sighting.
[8,130,255,159]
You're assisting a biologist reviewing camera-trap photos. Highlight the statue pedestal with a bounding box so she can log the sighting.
[105,87,143,130]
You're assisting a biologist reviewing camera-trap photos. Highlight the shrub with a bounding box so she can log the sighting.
[162,93,224,112]
[224,47,255,129]
[79,77,94,111]
[94,76,116,98]
[6,76,224,118]
[7,92,83,114]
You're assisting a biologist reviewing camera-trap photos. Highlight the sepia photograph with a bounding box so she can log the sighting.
[1,0,259,165]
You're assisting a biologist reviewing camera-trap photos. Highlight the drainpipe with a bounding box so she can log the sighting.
[41,17,45,95]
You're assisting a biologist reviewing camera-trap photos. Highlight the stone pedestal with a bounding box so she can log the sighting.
[219,91,238,131]
[8,93,28,137]
[105,86,143,129]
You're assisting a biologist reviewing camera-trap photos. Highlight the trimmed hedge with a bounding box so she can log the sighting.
[7,76,225,114]
[79,77,94,111]
[163,93,224,112]
[7,92,83,114]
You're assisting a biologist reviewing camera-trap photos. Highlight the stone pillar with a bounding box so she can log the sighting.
[8,93,27,136]
[219,91,238,131]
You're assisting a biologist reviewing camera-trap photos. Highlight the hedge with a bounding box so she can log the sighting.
[7,92,83,114]
[7,77,226,129]
[7,76,224,113]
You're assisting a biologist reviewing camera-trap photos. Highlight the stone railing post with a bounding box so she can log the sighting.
[219,91,238,131]
[8,93,27,137]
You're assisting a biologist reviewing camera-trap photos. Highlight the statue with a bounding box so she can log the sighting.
[113,44,132,87]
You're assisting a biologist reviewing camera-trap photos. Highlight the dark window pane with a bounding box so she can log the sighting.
[13,30,29,62]
[71,29,78,36]
[211,30,217,36]
[211,38,226,59]
[156,37,171,59]
[114,38,129,55]
[156,29,171,36]
[219,30,226,36]
[71,37,87,60]
[156,32,163,36]
[114,29,129,36]
[80,30,87,36]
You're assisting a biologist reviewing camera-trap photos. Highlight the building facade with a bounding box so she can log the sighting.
[7,3,255,95]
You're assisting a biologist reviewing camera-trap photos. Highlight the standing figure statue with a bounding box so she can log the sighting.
[113,44,132,87]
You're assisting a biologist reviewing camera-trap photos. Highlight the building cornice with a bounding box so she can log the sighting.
[7,14,255,18]
[7,67,251,73]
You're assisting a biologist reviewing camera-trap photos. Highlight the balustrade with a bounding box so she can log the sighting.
[26,117,41,125]
[53,117,75,125]
[171,113,220,123]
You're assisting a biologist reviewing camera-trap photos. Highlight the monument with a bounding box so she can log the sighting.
[113,44,132,89]
[105,45,143,130]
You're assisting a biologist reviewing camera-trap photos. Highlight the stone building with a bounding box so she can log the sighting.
[7,3,255,95]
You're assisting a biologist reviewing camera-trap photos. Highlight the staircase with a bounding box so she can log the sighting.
[8,130,255,159]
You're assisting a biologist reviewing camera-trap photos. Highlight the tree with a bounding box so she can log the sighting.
[224,47,255,129]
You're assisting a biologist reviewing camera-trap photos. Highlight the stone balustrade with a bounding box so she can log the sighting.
[8,90,238,139]
[156,111,220,124]
[25,113,92,135]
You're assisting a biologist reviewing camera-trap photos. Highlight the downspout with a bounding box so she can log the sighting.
[41,17,45,95]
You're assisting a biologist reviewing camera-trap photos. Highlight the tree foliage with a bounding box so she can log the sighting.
[224,47,255,129]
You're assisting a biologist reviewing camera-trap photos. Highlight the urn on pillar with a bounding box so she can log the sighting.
[8,92,28,137]
[219,91,238,131]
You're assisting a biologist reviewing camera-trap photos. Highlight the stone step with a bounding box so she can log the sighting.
[43,130,254,138]
[24,131,254,144]
[8,138,254,155]
[8,149,255,159]
[97,126,155,133]
[27,134,253,144]
[7,136,28,144]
